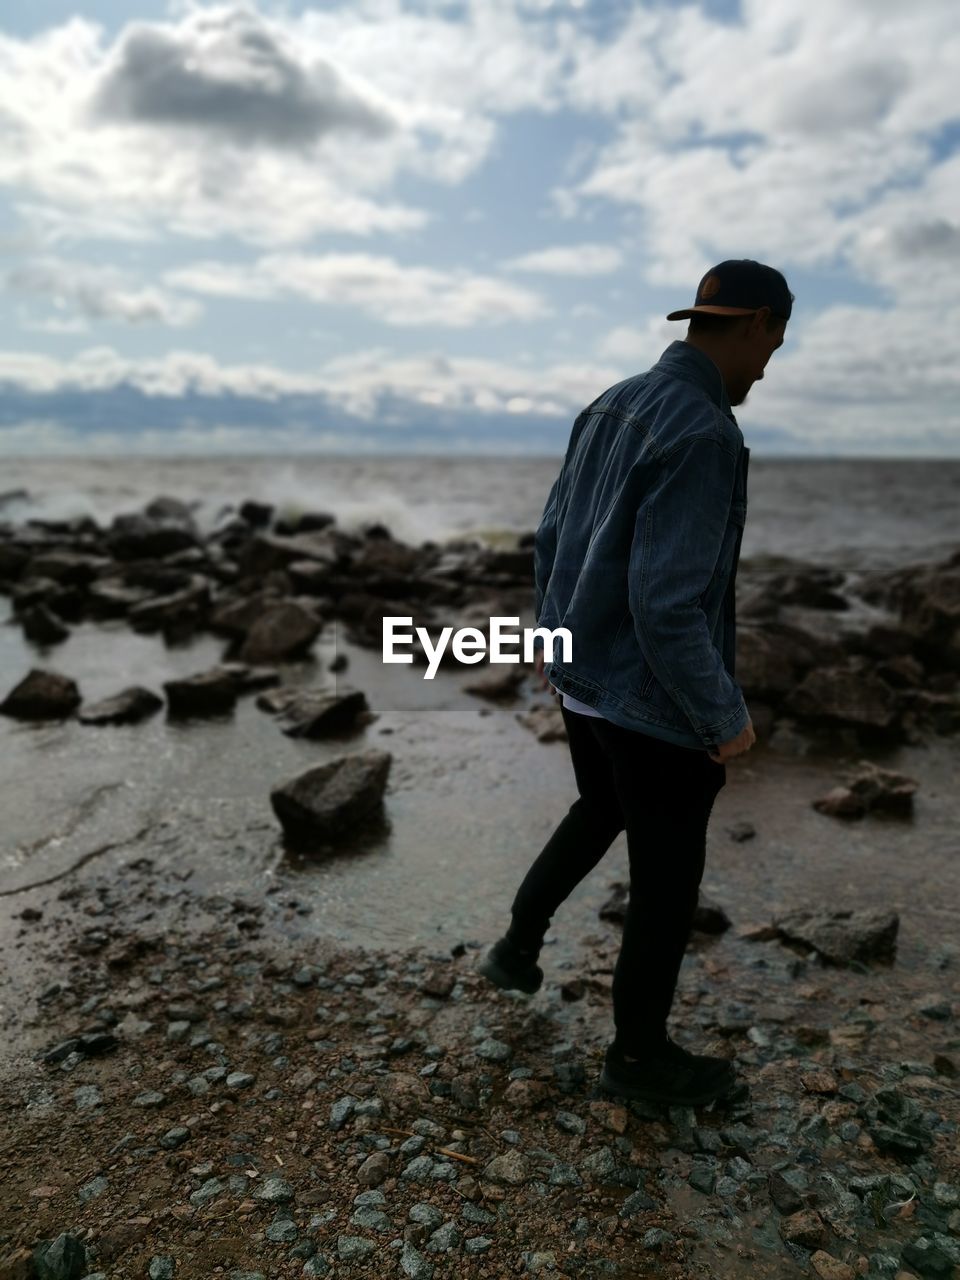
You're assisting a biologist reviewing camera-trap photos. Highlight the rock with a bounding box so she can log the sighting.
[0,1248,34,1279]
[814,761,919,819]
[238,600,323,663]
[258,686,371,737]
[147,1259,175,1280]
[253,1176,294,1204]
[400,1241,433,1279]
[482,1150,531,1186]
[692,898,732,934]
[502,1079,548,1111]
[786,662,898,731]
[641,1229,675,1251]
[377,1072,430,1113]
[773,906,899,965]
[78,1175,109,1202]
[901,1235,958,1278]
[32,1234,87,1280]
[78,686,164,725]
[20,603,70,644]
[225,1072,255,1089]
[778,1209,826,1251]
[1,668,81,719]
[727,821,756,842]
[475,1038,511,1063]
[358,1152,391,1187]
[462,667,527,701]
[270,750,392,846]
[336,1237,376,1262]
[163,669,238,717]
[106,512,197,560]
[810,1251,856,1280]
[515,702,566,743]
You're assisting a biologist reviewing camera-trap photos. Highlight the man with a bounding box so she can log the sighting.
[478,259,793,1107]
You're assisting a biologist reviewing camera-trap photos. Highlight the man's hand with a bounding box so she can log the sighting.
[707,717,755,763]
[533,648,558,697]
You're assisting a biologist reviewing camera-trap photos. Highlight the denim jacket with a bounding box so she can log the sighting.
[533,340,751,751]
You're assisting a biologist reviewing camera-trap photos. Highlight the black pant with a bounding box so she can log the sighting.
[507,702,726,1056]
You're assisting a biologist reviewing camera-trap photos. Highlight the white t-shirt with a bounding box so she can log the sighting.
[560,691,606,719]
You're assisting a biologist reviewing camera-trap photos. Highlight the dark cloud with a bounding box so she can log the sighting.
[89,8,394,149]
[892,218,960,257]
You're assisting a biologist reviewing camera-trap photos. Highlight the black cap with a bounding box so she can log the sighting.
[666,259,793,322]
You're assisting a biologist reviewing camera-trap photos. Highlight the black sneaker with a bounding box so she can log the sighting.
[477,937,543,995]
[599,1036,736,1106]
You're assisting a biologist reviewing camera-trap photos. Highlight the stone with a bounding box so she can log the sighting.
[1,668,81,719]
[399,1242,433,1279]
[778,1209,826,1251]
[773,906,899,965]
[32,1234,87,1280]
[78,686,164,725]
[239,601,322,663]
[163,668,238,717]
[482,1150,531,1186]
[270,750,392,846]
[253,1177,294,1204]
[810,1251,856,1280]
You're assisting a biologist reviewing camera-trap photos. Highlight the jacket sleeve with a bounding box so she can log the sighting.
[628,435,749,748]
[533,470,561,627]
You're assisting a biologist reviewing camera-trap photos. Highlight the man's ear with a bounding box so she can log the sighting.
[749,306,772,334]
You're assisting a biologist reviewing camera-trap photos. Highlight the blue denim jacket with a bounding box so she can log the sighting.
[533,340,751,751]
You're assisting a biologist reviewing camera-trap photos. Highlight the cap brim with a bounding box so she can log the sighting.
[665,305,760,321]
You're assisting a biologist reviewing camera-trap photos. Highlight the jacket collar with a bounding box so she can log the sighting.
[654,340,736,419]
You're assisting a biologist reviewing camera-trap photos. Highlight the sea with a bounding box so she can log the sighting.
[2,453,959,574]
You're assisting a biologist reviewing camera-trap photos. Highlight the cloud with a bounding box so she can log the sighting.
[503,244,623,275]
[89,6,395,148]
[166,253,546,327]
[6,256,202,327]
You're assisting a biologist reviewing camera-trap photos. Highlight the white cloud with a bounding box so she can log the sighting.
[6,255,202,327]
[503,244,622,275]
[166,252,546,326]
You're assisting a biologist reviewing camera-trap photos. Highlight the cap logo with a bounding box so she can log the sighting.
[699,274,721,300]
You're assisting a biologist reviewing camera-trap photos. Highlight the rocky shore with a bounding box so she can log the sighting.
[1,492,959,1279]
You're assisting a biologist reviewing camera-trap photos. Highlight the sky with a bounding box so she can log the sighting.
[1,0,958,457]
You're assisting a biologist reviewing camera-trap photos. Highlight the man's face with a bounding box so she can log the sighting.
[728,313,786,406]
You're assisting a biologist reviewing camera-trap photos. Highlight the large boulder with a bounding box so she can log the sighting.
[0,668,81,719]
[270,750,392,846]
[106,512,198,561]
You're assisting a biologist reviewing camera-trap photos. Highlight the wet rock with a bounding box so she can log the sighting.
[32,1233,87,1280]
[813,760,919,819]
[515,702,566,743]
[1,668,81,719]
[270,750,392,846]
[258,685,370,737]
[163,668,238,718]
[20,603,70,645]
[238,600,323,663]
[773,905,899,965]
[692,898,732,934]
[106,512,198,560]
[78,686,164,725]
[462,666,527,701]
[786,662,898,732]
[727,820,756,842]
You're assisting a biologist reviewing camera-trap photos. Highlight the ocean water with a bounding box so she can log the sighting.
[2,453,959,573]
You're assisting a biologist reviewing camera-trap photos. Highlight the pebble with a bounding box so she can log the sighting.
[475,1038,511,1062]
[190,1177,225,1206]
[132,1090,166,1108]
[409,1203,444,1229]
[642,1229,675,1251]
[148,1259,175,1280]
[254,1176,294,1204]
[337,1235,376,1261]
[78,1175,109,1203]
[265,1218,299,1243]
[74,1085,102,1111]
[426,1221,460,1252]
[329,1095,356,1131]
[399,1241,433,1278]
[464,1236,493,1254]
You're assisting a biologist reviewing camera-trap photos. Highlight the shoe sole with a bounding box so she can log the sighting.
[476,953,542,995]
[598,1062,736,1106]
